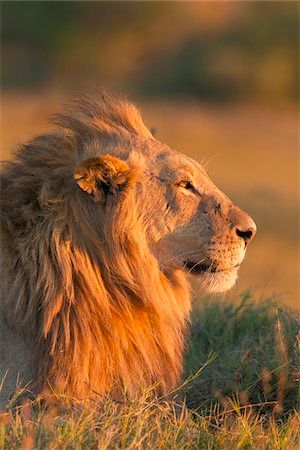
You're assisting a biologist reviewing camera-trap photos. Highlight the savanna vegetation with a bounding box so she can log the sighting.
[1,1,299,448]
[1,296,299,449]
[1,2,298,104]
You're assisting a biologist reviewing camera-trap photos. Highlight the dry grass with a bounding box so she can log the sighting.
[1,396,299,450]
[1,296,299,449]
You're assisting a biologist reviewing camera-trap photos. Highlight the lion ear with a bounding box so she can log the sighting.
[74,155,136,203]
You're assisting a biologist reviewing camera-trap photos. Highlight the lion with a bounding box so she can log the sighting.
[0,91,256,408]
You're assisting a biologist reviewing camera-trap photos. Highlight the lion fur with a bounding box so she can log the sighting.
[0,91,191,405]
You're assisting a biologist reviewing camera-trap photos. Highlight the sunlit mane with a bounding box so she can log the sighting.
[0,91,191,401]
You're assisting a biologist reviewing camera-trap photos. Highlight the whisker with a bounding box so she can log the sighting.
[164,249,199,265]
[201,154,218,170]
[185,258,207,276]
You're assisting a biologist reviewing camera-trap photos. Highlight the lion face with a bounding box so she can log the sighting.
[70,94,256,296]
[74,141,256,295]
[136,144,256,294]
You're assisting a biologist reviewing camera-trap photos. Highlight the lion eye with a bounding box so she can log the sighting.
[178,180,193,189]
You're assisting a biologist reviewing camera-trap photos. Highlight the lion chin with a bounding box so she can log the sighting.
[183,260,240,294]
[196,268,239,294]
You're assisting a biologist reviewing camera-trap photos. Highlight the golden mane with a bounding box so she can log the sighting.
[1,91,190,401]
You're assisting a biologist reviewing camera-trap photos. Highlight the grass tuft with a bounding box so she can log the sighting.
[1,294,299,449]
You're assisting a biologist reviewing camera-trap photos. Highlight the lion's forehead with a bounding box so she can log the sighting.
[146,147,218,192]
[127,139,223,200]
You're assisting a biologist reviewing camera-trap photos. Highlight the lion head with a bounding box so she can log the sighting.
[0,91,256,403]
[71,96,256,295]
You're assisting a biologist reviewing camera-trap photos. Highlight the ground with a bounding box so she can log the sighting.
[1,296,299,449]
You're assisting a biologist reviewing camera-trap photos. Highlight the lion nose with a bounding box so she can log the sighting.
[236,217,257,245]
[236,227,255,243]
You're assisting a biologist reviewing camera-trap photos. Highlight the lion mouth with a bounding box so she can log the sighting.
[183,260,240,275]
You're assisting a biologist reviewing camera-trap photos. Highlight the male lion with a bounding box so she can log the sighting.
[0,92,256,408]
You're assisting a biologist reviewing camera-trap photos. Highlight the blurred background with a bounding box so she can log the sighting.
[1,1,299,308]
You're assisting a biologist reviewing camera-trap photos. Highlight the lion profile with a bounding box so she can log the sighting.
[0,91,256,407]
